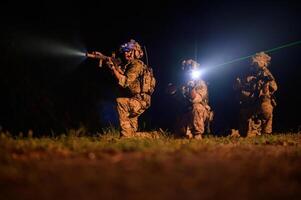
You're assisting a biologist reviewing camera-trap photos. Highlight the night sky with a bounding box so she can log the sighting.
[0,0,300,134]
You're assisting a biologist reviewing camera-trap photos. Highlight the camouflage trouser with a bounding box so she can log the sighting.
[239,100,274,137]
[178,103,209,138]
[116,97,148,137]
[257,100,274,134]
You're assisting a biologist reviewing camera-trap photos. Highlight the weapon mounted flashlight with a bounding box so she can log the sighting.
[86,52,97,58]
[85,51,105,67]
[190,69,203,80]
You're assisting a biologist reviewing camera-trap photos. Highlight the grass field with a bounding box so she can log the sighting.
[1,130,301,200]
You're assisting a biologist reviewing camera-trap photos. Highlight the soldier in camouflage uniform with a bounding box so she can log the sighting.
[107,39,155,138]
[167,59,213,139]
[235,52,277,137]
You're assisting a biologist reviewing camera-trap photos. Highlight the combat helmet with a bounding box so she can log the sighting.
[119,39,144,59]
[252,52,271,67]
[182,59,200,71]
[182,59,203,80]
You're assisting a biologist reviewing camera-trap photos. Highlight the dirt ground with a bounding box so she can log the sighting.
[1,133,301,200]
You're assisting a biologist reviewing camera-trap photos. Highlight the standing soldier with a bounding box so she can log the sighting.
[106,39,156,138]
[167,59,213,139]
[235,52,277,137]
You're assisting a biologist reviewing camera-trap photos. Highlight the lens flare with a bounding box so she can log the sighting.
[191,69,203,79]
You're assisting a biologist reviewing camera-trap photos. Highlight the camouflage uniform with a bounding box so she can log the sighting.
[236,52,277,136]
[170,59,213,139]
[254,67,277,134]
[116,59,151,137]
[180,80,213,138]
[111,40,154,138]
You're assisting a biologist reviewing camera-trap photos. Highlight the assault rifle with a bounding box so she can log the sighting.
[86,51,121,68]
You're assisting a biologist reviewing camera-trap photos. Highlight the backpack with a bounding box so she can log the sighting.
[141,64,156,95]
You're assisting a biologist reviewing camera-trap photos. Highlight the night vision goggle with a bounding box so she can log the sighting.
[120,41,136,52]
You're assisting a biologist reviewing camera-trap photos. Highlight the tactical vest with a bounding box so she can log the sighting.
[125,60,156,96]
[140,64,156,95]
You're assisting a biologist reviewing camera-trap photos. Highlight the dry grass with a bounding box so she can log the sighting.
[1,130,301,200]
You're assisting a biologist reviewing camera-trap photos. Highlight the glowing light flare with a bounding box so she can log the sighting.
[190,69,203,79]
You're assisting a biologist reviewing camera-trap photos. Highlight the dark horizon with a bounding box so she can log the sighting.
[1,0,300,134]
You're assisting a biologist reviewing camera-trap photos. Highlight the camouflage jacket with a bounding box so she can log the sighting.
[236,68,277,105]
[118,59,151,105]
[255,67,277,101]
[181,80,209,105]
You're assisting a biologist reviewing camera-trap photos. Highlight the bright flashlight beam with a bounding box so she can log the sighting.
[45,43,86,57]
[62,48,86,57]
[212,39,301,68]
[21,37,86,58]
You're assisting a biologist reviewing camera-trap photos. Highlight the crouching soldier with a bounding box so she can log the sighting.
[107,39,156,138]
